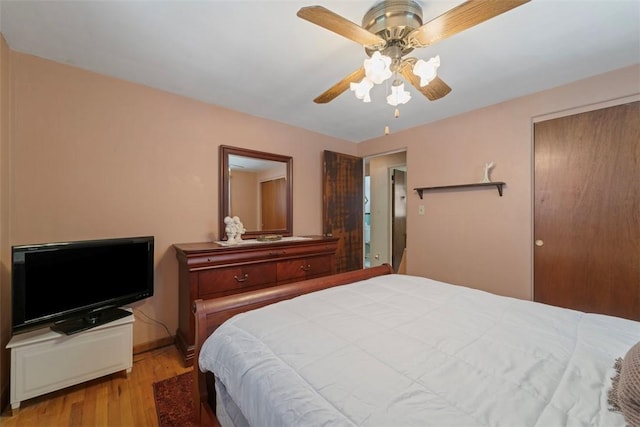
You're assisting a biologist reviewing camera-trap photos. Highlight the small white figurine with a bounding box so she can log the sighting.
[224,216,237,244]
[233,216,246,241]
[481,162,495,183]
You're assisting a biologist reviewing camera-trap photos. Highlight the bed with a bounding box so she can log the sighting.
[192,265,640,427]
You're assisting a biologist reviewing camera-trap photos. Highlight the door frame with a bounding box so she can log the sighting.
[390,167,407,272]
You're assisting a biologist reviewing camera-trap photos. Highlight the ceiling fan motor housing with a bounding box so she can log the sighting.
[362,0,423,57]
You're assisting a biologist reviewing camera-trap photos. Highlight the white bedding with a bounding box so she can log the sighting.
[199,274,640,427]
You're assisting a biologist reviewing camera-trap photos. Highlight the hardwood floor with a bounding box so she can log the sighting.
[0,344,192,427]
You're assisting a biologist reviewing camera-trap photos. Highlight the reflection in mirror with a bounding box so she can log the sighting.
[228,155,287,231]
[219,145,293,240]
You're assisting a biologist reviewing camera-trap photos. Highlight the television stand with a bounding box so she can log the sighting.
[51,307,132,335]
[6,308,134,411]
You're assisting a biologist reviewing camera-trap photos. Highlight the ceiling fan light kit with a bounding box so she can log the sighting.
[297,0,530,115]
[352,49,438,109]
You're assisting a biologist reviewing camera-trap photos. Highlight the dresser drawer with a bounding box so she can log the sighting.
[197,263,277,297]
[277,255,334,283]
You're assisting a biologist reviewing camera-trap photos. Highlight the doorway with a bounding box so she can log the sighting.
[364,151,407,270]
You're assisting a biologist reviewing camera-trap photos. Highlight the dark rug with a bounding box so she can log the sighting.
[153,372,198,427]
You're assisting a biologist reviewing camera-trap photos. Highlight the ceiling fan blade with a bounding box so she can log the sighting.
[408,0,531,48]
[415,76,452,101]
[401,60,452,101]
[297,6,386,50]
[314,67,366,104]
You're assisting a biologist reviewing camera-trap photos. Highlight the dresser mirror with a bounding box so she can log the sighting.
[219,145,293,240]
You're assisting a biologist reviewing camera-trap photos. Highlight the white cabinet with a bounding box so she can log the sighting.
[6,312,134,410]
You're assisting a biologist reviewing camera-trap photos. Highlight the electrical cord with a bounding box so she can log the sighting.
[134,308,172,339]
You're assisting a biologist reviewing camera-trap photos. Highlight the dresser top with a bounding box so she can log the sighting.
[173,235,337,255]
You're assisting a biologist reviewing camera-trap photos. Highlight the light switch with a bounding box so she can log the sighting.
[418,205,425,215]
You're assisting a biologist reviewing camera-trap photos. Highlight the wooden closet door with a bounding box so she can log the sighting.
[534,101,640,320]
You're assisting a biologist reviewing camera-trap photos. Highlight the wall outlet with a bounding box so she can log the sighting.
[418,205,425,215]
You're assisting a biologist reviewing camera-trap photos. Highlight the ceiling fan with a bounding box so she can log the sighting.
[297,0,530,106]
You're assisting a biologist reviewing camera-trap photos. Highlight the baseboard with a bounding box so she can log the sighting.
[133,335,174,355]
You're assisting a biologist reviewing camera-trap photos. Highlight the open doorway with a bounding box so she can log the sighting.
[364,151,407,270]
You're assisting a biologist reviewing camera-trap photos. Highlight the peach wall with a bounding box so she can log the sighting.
[0,33,11,411]
[8,52,354,348]
[357,64,640,300]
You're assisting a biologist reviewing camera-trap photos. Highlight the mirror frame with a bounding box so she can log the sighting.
[219,145,293,240]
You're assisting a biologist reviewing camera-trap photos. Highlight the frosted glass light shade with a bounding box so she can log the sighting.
[364,51,392,85]
[386,82,411,106]
[413,55,440,87]
[350,77,374,103]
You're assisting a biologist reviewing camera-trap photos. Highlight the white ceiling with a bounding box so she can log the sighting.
[1,1,639,143]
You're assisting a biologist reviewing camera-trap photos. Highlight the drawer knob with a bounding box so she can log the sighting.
[300,264,311,272]
[234,274,249,283]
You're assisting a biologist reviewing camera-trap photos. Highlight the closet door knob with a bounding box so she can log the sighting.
[535,240,544,247]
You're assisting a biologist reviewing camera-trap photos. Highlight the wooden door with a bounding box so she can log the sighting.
[323,151,363,273]
[392,169,407,272]
[261,178,286,230]
[534,101,640,320]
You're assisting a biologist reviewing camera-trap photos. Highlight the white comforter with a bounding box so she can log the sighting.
[199,274,639,427]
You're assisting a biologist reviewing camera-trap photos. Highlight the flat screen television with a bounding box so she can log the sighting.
[12,236,154,335]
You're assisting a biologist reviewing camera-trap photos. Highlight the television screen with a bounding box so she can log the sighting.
[12,236,154,334]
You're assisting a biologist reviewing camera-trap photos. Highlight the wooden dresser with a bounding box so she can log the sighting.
[173,236,338,365]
